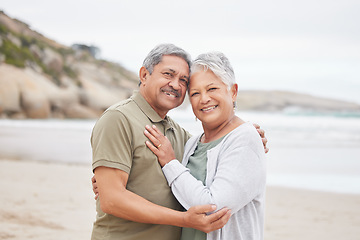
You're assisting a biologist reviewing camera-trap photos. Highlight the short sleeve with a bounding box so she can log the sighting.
[91,110,133,173]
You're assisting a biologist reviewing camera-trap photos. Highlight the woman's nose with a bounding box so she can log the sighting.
[200,93,210,104]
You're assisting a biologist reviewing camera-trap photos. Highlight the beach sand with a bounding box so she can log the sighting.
[0,159,359,240]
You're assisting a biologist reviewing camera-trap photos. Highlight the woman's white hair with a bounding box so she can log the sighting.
[191,51,236,89]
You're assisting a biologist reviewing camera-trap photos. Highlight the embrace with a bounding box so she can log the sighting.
[90,44,268,240]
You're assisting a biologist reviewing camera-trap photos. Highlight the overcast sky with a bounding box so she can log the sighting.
[1,0,360,103]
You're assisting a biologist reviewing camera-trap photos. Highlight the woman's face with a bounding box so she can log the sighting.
[189,69,238,129]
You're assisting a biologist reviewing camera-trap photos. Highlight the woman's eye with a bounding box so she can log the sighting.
[209,88,217,91]
[190,92,199,97]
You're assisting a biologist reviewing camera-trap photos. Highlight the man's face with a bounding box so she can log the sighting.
[140,55,189,118]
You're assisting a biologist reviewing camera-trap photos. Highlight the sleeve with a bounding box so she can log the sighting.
[91,110,133,173]
[162,135,266,213]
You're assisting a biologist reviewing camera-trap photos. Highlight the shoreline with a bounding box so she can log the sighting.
[1,159,360,240]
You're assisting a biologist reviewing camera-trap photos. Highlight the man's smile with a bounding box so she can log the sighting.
[161,88,180,98]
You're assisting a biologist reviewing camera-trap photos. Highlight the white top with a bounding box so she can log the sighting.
[162,122,267,240]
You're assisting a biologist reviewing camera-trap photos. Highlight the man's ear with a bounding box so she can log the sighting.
[139,66,149,85]
[231,83,238,102]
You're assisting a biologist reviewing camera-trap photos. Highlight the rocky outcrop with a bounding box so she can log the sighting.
[0,68,21,113]
[0,62,137,119]
[41,47,64,74]
[0,64,85,118]
[0,11,139,119]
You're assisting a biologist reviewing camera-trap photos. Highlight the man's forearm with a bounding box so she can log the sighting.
[100,187,186,226]
[96,166,185,226]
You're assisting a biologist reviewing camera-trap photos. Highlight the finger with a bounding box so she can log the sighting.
[257,128,265,138]
[207,209,231,232]
[145,125,161,138]
[191,204,217,214]
[147,125,166,141]
[144,125,157,137]
[206,207,230,223]
[253,123,260,129]
[265,147,269,154]
[145,140,159,154]
[92,183,98,195]
[262,137,267,146]
[151,125,164,137]
[144,129,161,146]
[145,125,164,141]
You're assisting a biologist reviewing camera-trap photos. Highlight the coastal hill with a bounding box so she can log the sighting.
[1,11,359,119]
[236,90,360,115]
[0,11,138,119]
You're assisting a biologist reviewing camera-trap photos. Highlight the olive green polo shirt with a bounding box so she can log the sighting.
[91,91,191,240]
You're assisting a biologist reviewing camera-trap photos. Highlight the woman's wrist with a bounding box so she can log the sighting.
[161,159,176,168]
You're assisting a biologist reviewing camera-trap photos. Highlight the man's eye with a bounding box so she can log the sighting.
[180,78,188,85]
[209,88,217,91]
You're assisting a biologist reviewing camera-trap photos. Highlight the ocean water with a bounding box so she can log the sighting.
[0,110,360,195]
[169,109,360,194]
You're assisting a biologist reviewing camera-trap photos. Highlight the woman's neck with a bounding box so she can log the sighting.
[201,116,244,143]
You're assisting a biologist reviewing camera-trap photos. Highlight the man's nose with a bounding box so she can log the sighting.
[168,78,181,89]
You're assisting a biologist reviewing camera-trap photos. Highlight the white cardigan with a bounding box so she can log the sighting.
[162,122,267,240]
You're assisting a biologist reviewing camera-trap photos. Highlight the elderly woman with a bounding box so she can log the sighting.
[144,52,266,240]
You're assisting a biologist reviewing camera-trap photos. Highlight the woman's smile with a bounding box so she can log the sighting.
[201,105,218,112]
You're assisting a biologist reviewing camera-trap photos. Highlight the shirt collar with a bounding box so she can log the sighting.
[131,90,166,123]
[131,91,175,131]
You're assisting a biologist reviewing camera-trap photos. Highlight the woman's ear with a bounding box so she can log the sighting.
[231,84,238,102]
[139,66,149,86]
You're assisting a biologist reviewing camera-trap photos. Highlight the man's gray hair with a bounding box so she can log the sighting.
[142,43,192,74]
[191,52,236,89]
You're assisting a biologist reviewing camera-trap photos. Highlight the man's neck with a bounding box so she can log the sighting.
[139,90,168,119]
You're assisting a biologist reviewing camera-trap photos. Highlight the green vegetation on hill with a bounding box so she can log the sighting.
[1,38,33,67]
[0,11,139,119]
[0,21,79,85]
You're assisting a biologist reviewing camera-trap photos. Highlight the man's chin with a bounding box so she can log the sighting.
[163,100,183,111]
[161,96,184,107]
